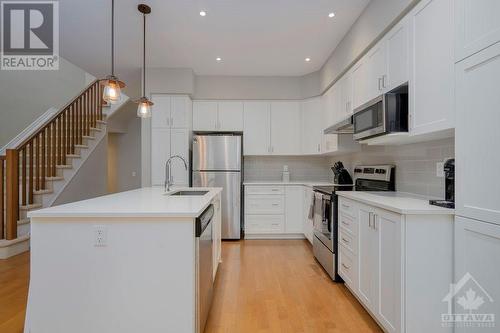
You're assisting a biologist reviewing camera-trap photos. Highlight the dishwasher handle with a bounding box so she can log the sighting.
[196,204,214,237]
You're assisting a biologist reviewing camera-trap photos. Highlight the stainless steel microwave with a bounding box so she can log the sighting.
[352,84,408,141]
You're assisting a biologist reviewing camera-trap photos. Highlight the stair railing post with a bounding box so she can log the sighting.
[6,149,19,240]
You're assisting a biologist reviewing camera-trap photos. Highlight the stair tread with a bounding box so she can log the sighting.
[20,203,42,210]
[34,189,52,195]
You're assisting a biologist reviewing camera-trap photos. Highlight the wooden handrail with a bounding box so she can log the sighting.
[0,80,105,240]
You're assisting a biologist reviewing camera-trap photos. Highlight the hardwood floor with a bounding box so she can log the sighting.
[0,240,381,333]
[205,240,382,333]
[0,252,29,333]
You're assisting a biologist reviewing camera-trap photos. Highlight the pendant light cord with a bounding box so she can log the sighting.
[111,0,115,77]
[143,12,146,97]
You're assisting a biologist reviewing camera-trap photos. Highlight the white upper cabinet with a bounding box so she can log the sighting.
[193,100,244,131]
[151,95,171,128]
[340,73,353,116]
[270,101,301,155]
[456,42,500,225]
[409,0,454,136]
[300,97,323,155]
[385,18,410,90]
[366,42,387,99]
[351,60,370,109]
[243,101,271,155]
[455,0,500,62]
[217,101,244,131]
[170,96,191,129]
[193,101,218,131]
[152,95,191,129]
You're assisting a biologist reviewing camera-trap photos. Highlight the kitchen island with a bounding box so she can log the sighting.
[24,187,222,333]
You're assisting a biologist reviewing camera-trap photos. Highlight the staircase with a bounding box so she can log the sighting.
[0,80,114,258]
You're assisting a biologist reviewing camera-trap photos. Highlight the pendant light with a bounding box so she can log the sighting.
[136,4,153,118]
[102,0,126,104]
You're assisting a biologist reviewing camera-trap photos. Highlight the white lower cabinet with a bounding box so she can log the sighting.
[212,193,222,279]
[303,186,314,244]
[338,197,453,333]
[244,184,309,239]
[455,216,500,333]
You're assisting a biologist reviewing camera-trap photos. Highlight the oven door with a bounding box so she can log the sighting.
[353,95,386,140]
[313,192,333,252]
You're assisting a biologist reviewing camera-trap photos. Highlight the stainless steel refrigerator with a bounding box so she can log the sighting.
[192,135,242,239]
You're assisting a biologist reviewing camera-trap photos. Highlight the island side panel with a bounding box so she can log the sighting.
[28,217,196,333]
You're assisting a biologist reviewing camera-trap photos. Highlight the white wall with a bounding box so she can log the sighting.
[53,136,108,205]
[0,57,88,146]
[146,68,195,96]
[319,0,418,92]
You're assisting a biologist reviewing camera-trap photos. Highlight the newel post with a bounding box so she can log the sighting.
[6,149,19,240]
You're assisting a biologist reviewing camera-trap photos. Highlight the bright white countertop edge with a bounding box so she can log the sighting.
[336,191,455,215]
[28,187,223,220]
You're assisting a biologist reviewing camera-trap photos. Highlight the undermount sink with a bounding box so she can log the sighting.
[168,190,209,196]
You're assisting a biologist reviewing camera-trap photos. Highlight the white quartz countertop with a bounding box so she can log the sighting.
[243,181,340,187]
[336,191,455,215]
[28,187,222,219]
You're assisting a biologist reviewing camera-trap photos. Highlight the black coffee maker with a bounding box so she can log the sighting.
[331,161,353,185]
[430,159,455,209]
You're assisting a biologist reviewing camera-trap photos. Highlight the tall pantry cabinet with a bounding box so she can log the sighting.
[150,94,192,187]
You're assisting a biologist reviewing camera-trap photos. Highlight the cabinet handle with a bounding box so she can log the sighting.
[171,117,174,127]
[317,144,321,152]
[341,220,349,226]
[342,263,350,270]
[342,237,349,244]
[368,212,373,228]
[272,203,279,206]
[382,75,387,88]
[373,214,378,230]
[378,77,382,91]
[342,203,350,208]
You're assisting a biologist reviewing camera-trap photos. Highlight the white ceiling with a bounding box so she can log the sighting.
[60,0,369,79]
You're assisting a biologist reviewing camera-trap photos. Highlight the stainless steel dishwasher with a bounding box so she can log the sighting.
[195,205,214,333]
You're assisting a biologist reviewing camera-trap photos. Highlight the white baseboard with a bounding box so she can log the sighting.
[0,235,30,259]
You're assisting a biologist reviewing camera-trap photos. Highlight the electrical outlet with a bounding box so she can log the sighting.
[436,162,445,178]
[94,225,107,247]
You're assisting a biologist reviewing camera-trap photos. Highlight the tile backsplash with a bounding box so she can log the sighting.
[244,156,333,182]
[335,137,454,199]
[244,137,454,199]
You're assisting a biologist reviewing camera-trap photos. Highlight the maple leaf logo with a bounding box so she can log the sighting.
[457,288,485,313]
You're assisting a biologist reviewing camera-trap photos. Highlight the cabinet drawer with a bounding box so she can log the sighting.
[339,246,355,288]
[339,212,357,236]
[245,195,284,214]
[339,198,356,217]
[339,229,356,254]
[245,215,284,233]
[245,186,284,195]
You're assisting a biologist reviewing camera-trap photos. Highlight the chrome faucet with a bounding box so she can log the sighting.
[165,155,188,192]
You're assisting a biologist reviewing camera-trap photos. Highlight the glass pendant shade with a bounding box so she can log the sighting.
[137,97,153,118]
[102,79,122,104]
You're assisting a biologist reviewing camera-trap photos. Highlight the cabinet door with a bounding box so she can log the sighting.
[151,95,171,128]
[270,101,301,155]
[285,186,304,234]
[151,129,170,186]
[340,73,353,116]
[301,98,323,154]
[455,0,500,61]
[455,216,500,332]
[456,43,500,225]
[386,18,410,90]
[169,129,190,186]
[217,101,244,131]
[366,43,387,100]
[303,186,314,244]
[352,61,369,109]
[357,205,378,313]
[170,95,191,129]
[212,195,222,278]
[243,101,271,155]
[193,101,218,131]
[409,0,454,136]
[375,209,402,333]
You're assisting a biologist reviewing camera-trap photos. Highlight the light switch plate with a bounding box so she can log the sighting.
[436,162,445,178]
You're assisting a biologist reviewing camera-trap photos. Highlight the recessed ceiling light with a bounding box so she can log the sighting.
[305,58,311,62]
[199,11,207,17]
[216,57,222,62]
[328,12,335,18]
